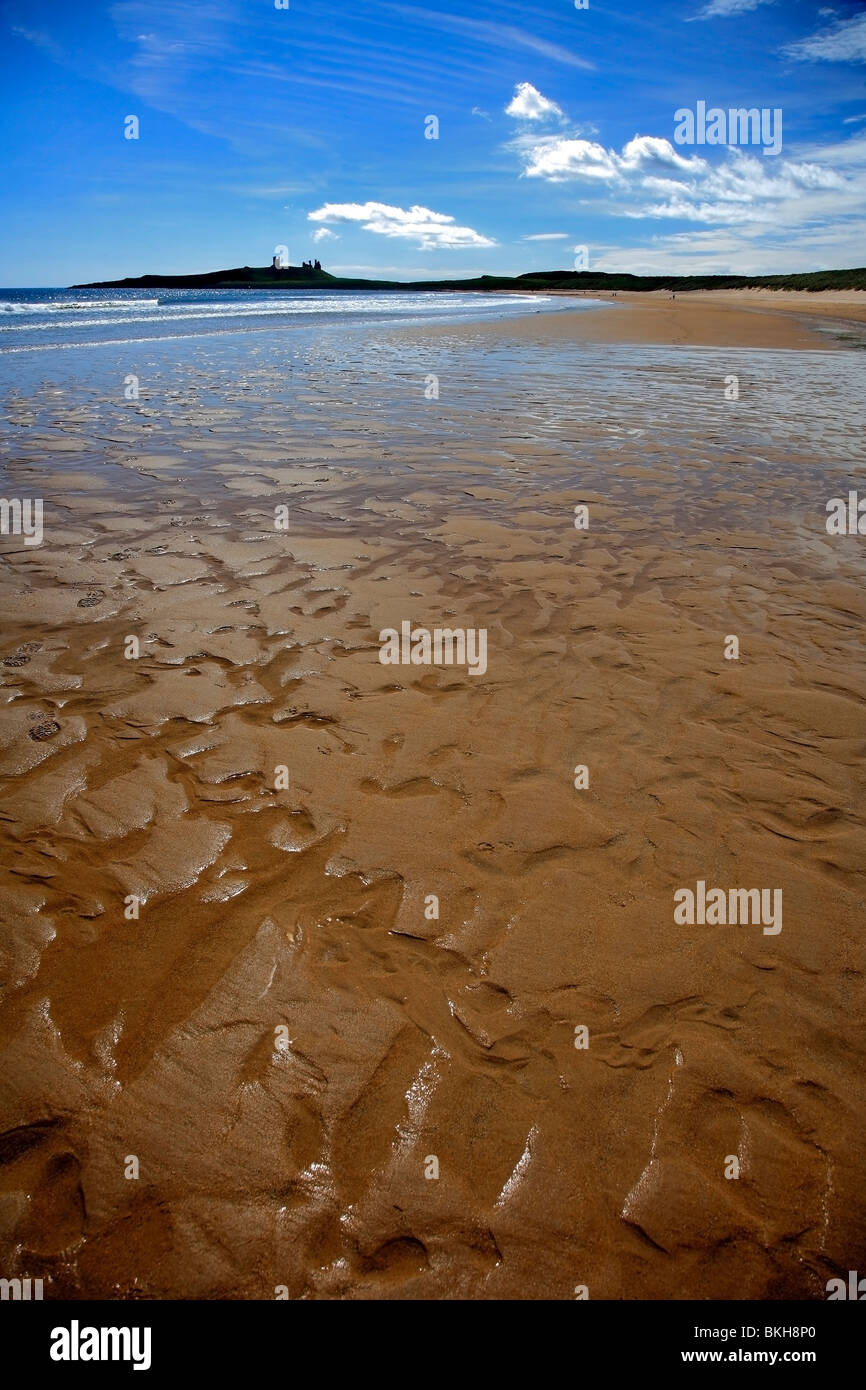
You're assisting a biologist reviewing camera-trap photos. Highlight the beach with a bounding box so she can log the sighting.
[503,287,866,348]
[1,289,865,1299]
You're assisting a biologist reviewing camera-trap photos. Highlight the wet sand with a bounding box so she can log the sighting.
[1,297,865,1300]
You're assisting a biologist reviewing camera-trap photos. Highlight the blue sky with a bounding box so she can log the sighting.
[1,0,865,286]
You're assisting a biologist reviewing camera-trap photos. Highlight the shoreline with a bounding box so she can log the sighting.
[7,286,865,356]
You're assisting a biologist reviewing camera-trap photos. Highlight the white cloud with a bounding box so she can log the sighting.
[516,137,619,182]
[312,228,337,243]
[623,135,710,174]
[510,112,864,247]
[308,201,495,249]
[784,13,866,64]
[506,82,564,123]
[471,106,492,122]
[522,233,571,241]
[633,152,845,224]
[690,0,774,19]
[515,133,707,183]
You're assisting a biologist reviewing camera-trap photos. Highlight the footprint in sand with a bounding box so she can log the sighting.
[77,592,104,608]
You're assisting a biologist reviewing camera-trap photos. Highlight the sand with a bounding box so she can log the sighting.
[0,293,864,1300]
[492,287,866,350]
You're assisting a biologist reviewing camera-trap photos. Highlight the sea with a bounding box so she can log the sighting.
[0,286,599,405]
[0,287,585,354]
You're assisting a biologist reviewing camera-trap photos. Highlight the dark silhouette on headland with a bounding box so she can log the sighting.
[72,263,866,293]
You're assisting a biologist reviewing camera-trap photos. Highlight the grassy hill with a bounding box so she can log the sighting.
[73,265,866,293]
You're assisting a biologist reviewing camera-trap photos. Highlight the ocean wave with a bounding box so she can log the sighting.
[0,293,554,334]
[0,298,160,314]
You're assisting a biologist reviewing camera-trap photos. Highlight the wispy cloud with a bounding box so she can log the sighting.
[590,219,866,275]
[222,183,322,198]
[103,0,465,156]
[522,233,571,241]
[689,0,775,20]
[384,4,595,70]
[784,12,866,64]
[10,25,64,60]
[308,201,496,250]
